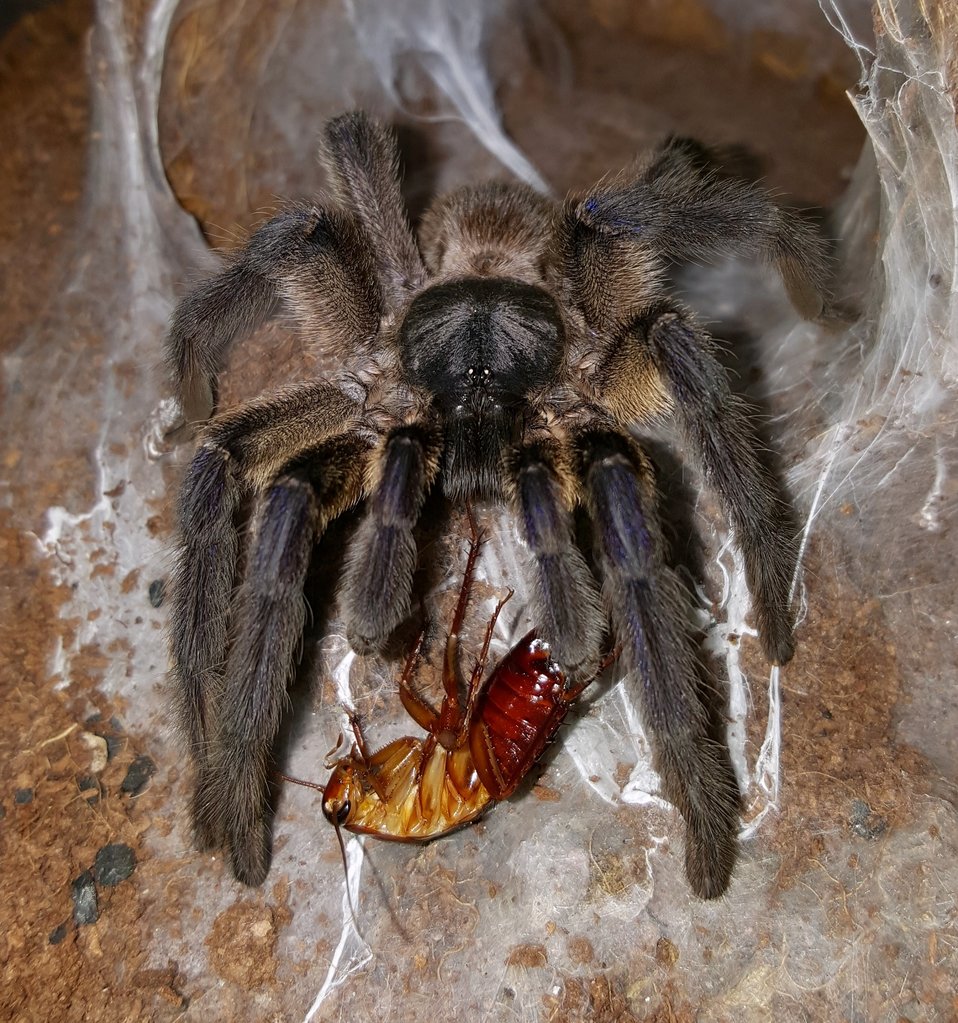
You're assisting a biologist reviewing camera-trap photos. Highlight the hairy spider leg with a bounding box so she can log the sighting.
[507,436,606,674]
[576,428,741,900]
[174,389,374,884]
[322,111,426,302]
[577,134,834,321]
[166,207,382,426]
[637,306,797,664]
[171,382,370,786]
[341,422,443,652]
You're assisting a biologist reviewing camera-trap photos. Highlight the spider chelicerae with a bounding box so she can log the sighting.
[166,111,833,897]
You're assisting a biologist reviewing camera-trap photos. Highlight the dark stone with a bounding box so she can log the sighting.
[93,843,136,887]
[14,788,34,805]
[849,799,869,821]
[76,774,100,804]
[121,755,156,795]
[148,578,166,608]
[104,733,123,761]
[49,923,68,945]
[71,870,98,925]
[849,799,888,840]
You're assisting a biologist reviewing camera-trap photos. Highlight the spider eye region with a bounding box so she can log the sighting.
[466,365,493,389]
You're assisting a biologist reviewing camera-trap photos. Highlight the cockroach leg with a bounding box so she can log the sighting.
[460,588,515,740]
[347,709,373,763]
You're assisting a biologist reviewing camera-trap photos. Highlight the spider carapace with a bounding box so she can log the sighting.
[166,111,834,897]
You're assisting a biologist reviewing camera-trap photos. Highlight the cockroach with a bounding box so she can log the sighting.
[281,523,607,843]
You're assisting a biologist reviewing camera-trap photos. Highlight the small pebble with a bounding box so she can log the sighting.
[14,788,34,805]
[121,755,156,795]
[71,870,98,926]
[79,731,109,772]
[49,923,68,945]
[93,843,136,887]
[148,578,166,608]
[84,716,124,759]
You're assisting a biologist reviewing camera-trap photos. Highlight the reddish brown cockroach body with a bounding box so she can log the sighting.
[284,522,598,843]
[468,631,577,801]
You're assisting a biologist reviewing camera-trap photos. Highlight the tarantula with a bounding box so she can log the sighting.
[167,111,832,897]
